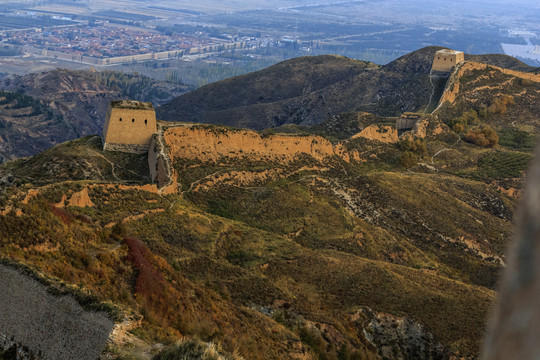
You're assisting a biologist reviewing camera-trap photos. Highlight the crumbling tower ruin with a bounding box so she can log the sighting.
[102,100,157,153]
[431,49,464,73]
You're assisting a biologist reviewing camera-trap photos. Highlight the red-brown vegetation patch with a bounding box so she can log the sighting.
[464,125,499,147]
[50,205,74,225]
[124,237,181,332]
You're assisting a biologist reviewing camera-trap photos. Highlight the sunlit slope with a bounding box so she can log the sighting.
[0,124,517,359]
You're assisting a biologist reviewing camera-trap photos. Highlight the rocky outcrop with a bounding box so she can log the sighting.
[148,132,178,194]
[67,187,95,207]
[351,307,446,360]
[0,263,114,360]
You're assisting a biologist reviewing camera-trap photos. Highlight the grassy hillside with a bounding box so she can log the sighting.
[1,136,149,186]
[1,112,528,359]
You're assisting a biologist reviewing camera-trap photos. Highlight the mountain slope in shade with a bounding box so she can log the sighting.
[156,47,438,129]
[0,69,190,162]
[156,46,538,130]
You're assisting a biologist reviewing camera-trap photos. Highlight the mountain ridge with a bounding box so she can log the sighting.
[157,46,539,129]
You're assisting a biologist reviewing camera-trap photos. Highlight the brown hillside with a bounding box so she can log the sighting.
[1,115,525,359]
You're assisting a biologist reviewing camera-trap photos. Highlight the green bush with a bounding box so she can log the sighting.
[498,128,536,151]
[398,138,427,155]
[399,151,418,169]
[477,104,488,118]
[449,110,478,133]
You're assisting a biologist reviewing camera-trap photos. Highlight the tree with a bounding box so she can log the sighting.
[464,125,499,147]
[399,151,418,168]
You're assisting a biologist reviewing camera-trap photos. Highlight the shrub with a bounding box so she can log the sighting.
[487,95,515,115]
[398,138,427,155]
[463,109,479,124]
[50,205,74,225]
[298,326,327,357]
[124,237,166,299]
[0,345,17,360]
[450,118,466,133]
[338,344,370,360]
[521,78,534,87]
[449,110,478,133]
[124,237,183,330]
[464,126,499,147]
[399,151,418,169]
[477,104,488,118]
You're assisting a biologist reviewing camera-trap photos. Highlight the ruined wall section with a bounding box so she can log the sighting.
[148,134,178,194]
[438,61,540,106]
[162,126,362,164]
[0,263,114,360]
[149,134,170,188]
[352,125,399,143]
[103,103,157,153]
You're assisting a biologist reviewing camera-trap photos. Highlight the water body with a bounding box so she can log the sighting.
[501,36,540,66]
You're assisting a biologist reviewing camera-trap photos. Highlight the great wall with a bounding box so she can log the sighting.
[97,49,479,196]
[437,61,540,105]
[162,125,362,164]
[3,48,536,359]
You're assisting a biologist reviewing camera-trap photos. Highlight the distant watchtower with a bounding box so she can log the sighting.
[102,100,157,153]
[432,49,464,73]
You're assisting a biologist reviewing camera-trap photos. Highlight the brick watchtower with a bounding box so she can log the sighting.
[102,100,157,153]
[432,49,464,73]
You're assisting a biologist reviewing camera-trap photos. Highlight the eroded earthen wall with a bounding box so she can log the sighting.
[0,264,114,360]
[163,126,361,164]
[438,61,540,105]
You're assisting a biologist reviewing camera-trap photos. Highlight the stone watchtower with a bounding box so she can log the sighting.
[432,49,464,73]
[102,100,157,153]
